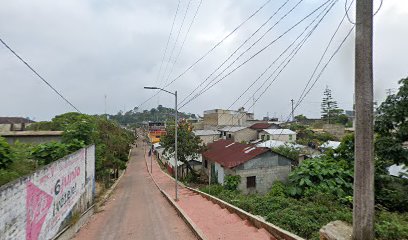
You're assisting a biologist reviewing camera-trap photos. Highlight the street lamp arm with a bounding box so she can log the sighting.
[144,86,175,96]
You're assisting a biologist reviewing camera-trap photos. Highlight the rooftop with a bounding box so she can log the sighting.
[249,122,274,130]
[0,131,63,137]
[262,129,296,135]
[202,139,269,168]
[218,126,247,133]
[0,117,35,124]
[193,130,220,136]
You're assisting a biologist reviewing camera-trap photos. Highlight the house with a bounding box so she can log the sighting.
[193,130,220,145]
[0,131,63,144]
[202,140,292,194]
[258,129,296,143]
[219,126,257,143]
[202,108,254,129]
[0,117,34,132]
[165,155,202,178]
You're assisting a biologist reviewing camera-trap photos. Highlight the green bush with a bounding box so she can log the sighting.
[0,137,13,169]
[287,157,353,198]
[224,175,241,191]
[31,142,69,165]
[376,211,408,240]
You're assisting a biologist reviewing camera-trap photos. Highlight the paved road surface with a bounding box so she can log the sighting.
[73,142,196,240]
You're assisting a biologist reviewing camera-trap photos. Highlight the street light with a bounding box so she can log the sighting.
[144,86,178,201]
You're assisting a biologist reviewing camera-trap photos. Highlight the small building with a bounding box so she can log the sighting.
[258,129,296,143]
[202,108,254,129]
[165,155,202,179]
[0,117,34,132]
[0,131,63,144]
[193,130,220,145]
[202,140,292,194]
[219,126,257,143]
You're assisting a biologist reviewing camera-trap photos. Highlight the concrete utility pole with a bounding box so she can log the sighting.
[353,0,374,239]
[291,99,295,122]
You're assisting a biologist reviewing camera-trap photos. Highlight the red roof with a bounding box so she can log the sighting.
[249,123,273,130]
[202,140,269,169]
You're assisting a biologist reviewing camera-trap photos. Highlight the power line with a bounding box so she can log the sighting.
[237,0,337,112]
[155,0,182,86]
[180,0,333,109]
[271,26,355,149]
[179,0,293,105]
[159,0,193,87]
[161,0,203,88]
[0,37,81,112]
[295,0,354,106]
[211,0,338,131]
[136,0,273,109]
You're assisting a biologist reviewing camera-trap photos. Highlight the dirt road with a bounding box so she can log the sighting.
[73,143,196,240]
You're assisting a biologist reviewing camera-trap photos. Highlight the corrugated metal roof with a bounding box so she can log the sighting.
[219,126,247,133]
[0,117,35,124]
[256,140,304,149]
[202,139,269,169]
[250,123,273,130]
[262,129,295,135]
[193,130,220,136]
[320,141,341,149]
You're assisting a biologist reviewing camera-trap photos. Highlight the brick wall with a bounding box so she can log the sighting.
[0,146,95,240]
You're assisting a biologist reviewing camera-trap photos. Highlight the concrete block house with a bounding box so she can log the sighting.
[258,129,296,143]
[202,140,292,194]
[193,130,220,145]
[218,126,257,143]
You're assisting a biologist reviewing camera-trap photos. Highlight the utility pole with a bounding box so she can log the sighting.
[104,94,108,120]
[291,99,295,122]
[353,0,374,239]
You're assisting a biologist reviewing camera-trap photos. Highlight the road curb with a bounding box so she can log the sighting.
[144,150,208,240]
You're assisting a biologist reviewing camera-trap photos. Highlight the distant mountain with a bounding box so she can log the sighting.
[108,105,197,126]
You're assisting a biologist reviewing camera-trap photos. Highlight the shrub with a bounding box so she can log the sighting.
[224,175,241,191]
[0,137,13,169]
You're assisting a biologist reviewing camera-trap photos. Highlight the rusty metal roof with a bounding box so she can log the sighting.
[249,123,273,130]
[0,117,35,124]
[202,139,269,169]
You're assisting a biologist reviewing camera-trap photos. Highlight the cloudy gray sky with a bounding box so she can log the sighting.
[0,0,407,121]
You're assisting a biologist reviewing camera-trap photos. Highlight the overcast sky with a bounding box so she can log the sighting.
[0,0,407,121]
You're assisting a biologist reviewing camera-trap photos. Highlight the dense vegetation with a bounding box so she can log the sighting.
[109,105,197,126]
[199,78,408,239]
[1,113,136,187]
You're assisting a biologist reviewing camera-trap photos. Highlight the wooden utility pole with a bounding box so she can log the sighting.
[353,0,374,239]
[291,99,295,122]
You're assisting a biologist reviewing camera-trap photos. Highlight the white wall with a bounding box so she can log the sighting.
[214,163,224,184]
[0,146,95,240]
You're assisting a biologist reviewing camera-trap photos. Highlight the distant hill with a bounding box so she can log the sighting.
[108,105,197,126]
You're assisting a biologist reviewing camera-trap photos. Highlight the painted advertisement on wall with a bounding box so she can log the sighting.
[0,145,95,240]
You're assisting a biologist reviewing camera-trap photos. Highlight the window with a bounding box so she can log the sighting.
[204,159,208,168]
[247,176,256,188]
[267,135,270,140]
[289,135,293,141]
[261,135,265,141]
[228,134,232,139]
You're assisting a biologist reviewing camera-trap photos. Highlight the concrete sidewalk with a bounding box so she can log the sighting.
[147,153,276,240]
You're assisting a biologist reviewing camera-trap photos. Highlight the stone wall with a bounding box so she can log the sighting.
[0,146,95,240]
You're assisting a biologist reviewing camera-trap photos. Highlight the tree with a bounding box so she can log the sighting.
[294,114,307,122]
[0,137,13,169]
[160,121,203,177]
[375,77,408,167]
[321,86,343,124]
